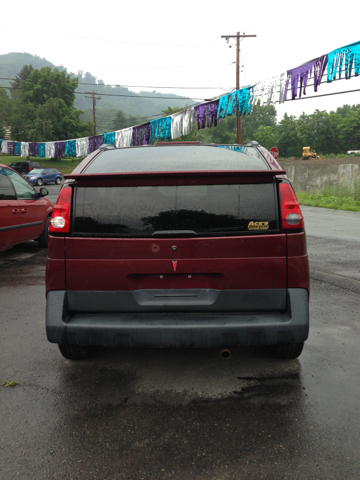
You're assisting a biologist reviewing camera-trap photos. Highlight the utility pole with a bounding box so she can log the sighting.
[85,91,101,136]
[221,32,256,144]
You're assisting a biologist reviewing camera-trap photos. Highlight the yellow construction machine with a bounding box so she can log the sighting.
[302,147,322,160]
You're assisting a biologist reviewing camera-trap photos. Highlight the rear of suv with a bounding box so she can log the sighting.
[10,161,41,176]
[46,142,309,360]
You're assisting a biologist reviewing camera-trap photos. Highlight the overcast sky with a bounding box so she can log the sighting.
[1,0,360,120]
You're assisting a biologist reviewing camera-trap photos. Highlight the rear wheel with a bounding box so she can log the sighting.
[266,342,304,359]
[58,343,99,360]
[38,215,50,248]
[36,178,43,186]
[55,177,61,185]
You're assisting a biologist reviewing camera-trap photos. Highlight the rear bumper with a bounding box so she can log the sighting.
[46,288,309,348]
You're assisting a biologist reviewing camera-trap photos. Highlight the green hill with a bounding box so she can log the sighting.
[0,53,54,86]
[0,52,194,122]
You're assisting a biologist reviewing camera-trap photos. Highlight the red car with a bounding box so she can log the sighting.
[0,164,53,251]
[46,142,309,361]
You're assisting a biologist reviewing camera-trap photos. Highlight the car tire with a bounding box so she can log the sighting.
[58,343,99,360]
[38,215,50,248]
[266,342,304,359]
[36,178,44,186]
[55,177,61,185]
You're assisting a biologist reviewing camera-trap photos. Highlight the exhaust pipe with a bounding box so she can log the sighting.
[220,348,231,360]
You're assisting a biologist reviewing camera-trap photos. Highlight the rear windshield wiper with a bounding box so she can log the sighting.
[152,230,197,237]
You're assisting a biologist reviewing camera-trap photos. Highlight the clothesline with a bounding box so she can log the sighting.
[1,39,359,157]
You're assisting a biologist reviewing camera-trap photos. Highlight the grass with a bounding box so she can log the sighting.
[2,379,18,387]
[320,152,360,159]
[296,181,360,212]
[279,152,360,160]
[0,155,82,174]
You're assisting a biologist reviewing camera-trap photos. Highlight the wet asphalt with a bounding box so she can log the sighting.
[0,188,360,479]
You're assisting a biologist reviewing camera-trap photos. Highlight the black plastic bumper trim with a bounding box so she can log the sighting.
[46,289,309,348]
[0,221,42,232]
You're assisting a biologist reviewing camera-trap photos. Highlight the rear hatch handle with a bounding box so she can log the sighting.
[152,230,197,237]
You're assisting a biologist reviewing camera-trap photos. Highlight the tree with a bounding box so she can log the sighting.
[161,106,183,117]
[113,110,128,130]
[241,104,277,143]
[336,104,360,118]
[127,115,143,128]
[203,116,235,143]
[309,110,342,154]
[19,67,78,108]
[0,88,11,138]
[254,125,275,150]
[277,114,301,157]
[10,65,34,90]
[338,108,360,149]
[9,66,93,142]
[296,113,313,148]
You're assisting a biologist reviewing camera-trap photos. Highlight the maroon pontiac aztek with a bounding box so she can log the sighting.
[46,142,309,361]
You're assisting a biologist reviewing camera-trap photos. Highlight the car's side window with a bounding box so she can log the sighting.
[0,167,17,200]
[5,168,38,200]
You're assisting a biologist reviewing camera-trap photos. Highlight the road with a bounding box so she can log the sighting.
[0,198,360,479]
[43,182,61,205]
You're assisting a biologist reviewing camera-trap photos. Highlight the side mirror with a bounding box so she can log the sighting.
[38,187,49,197]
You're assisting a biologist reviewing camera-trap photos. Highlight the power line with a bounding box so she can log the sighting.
[79,83,226,89]
[283,87,360,102]
[0,84,202,100]
[0,63,238,71]
[1,86,200,101]
[0,76,230,90]
[74,91,202,100]
[0,28,228,48]
[67,64,229,70]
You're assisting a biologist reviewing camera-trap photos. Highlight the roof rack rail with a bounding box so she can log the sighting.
[154,141,203,146]
[99,144,116,150]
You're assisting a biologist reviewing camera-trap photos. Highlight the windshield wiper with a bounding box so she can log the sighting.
[152,230,197,237]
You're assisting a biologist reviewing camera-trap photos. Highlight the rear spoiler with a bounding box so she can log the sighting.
[64,170,286,187]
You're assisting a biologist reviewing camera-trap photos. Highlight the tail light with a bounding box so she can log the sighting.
[279,181,304,231]
[49,186,72,234]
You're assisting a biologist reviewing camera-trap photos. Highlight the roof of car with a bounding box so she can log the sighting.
[82,144,270,174]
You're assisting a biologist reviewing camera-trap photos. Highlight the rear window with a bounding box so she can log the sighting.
[82,145,269,174]
[73,183,279,237]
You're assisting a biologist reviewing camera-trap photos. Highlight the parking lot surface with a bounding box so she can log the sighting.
[0,205,359,479]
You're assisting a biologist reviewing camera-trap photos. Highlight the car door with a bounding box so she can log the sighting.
[0,167,20,250]
[4,168,46,244]
[41,169,51,184]
[48,169,57,183]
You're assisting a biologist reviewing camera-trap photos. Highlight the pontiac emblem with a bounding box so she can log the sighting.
[172,260,177,272]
